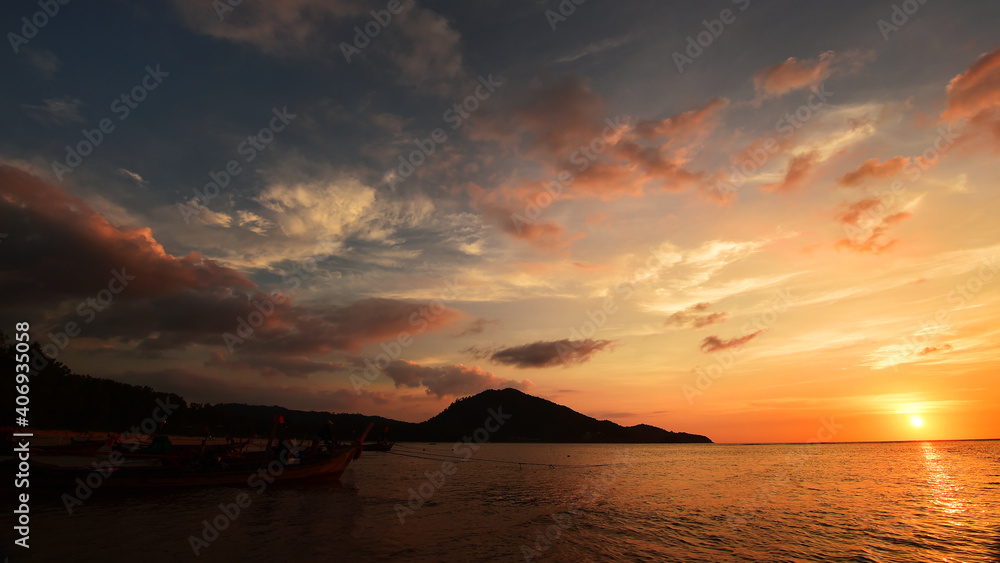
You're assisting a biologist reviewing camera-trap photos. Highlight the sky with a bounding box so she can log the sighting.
[1,0,999,443]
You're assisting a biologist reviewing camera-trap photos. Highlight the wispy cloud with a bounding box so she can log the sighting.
[22,97,84,126]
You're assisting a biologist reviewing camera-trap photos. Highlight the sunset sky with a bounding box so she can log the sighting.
[2,1,998,443]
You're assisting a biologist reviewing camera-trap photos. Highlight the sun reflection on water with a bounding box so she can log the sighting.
[920,442,966,521]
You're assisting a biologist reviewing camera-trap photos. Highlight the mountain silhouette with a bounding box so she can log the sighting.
[418,388,711,443]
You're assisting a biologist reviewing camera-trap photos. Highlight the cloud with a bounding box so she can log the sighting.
[93,292,464,360]
[181,166,441,270]
[834,196,913,254]
[170,0,365,56]
[481,204,583,251]
[634,237,786,315]
[665,302,728,329]
[836,197,882,226]
[487,338,615,368]
[169,0,465,92]
[470,79,724,244]
[205,351,345,378]
[383,6,464,91]
[26,49,60,79]
[0,165,255,304]
[759,151,820,193]
[698,180,738,205]
[838,156,909,187]
[515,77,608,156]
[941,48,1000,122]
[554,36,632,63]
[699,330,763,353]
[634,97,730,143]
[940,47,1000,150]
[255,178,378,238]
[235,210,273,235]
[383,360,533,398]
[118,168,147,185]
[514,80,711,195]
[918,344,952,356]
[752,50,871,104]
[457,318,500,337]
[22,97,84,126]
[112,368,393,412]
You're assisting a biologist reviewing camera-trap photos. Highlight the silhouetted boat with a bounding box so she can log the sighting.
[363,439,394,452]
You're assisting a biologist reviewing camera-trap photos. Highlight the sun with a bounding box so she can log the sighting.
[910,416,924,428]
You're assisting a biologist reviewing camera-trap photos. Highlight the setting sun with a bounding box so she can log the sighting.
[910,416,925,428]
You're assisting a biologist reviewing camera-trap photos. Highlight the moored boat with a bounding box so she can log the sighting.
[363,439,395,452]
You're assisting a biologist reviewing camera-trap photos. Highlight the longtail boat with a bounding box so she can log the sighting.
[363,439,395,452]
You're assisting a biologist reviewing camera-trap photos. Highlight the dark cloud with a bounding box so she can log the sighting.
[78,284,462,358]
[487,338,615,368]
[204,351,346,379]
[383,360,532,398]
[700,331,764,353]
[0,166,255,305]
[457,318,501,337]
[665,302,728,329]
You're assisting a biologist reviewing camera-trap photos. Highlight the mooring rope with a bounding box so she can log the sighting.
[386,445,612,468]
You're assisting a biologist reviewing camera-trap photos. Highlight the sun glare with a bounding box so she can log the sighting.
[910,416,924,428]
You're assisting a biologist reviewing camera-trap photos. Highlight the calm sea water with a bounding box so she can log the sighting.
[22,440,1000,562]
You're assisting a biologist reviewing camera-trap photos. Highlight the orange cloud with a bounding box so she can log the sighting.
[665,302,728,329]
[838,156,910,187]
[759,151,820,193]
[698,178,738,205]
[634,97,730,143]
[0,165,255,302]
[940,47,1000,150]
[941,48,1000,122]
[476,78,718,207]
[517,76,608,157]
[753,50,871,103]
[918,344,952,356]
[482,204,583,251]
[834,197,912,253]
[700,330,763,353]
[836,197,882,226]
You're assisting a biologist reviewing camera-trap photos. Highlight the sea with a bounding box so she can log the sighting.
[20,440,1000,562]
